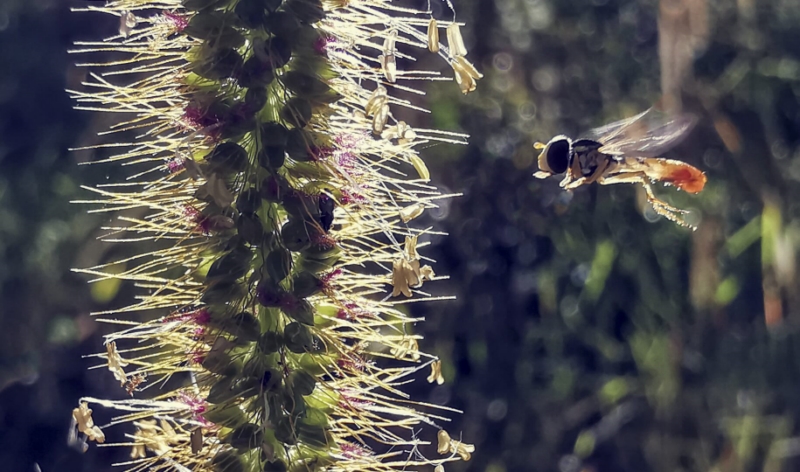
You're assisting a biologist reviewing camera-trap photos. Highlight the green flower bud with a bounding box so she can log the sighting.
[236,188,262,215]
[290,370,316,396]
[185,12,245,48]
[239,58,276,88]
[263,11,301,39]
[192,48,244,80]
[280,219,313,252]
[263,459,288,472]
[296,421,329,448]
[211,450,244,472]
[274,416,297,445]
[257,331,284,354]
[265,247,292,283]
[254,37,292,70]
[292,271,323,298]
[237,213,265,245]
[207,376,238,404]
[285,128,314,162]
[201,281,245,305]
[217,312,261,342]
[202,351,238,376]
[284,0,325,24]
[206,249,252,283]
[261,122,290,147]
[281,98,313,128]
[257,279,288,307]
[284,298,315,326]
[205,142,249,175]
[226,423,264,450]
[284,322,313,352]
[202,403,248,429]
[284,71,330,96]
[234,0,269,28]
[258,146,286,169]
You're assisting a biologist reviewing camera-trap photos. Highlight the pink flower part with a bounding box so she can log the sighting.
[335,132,367,149]
[192,327,206,340]
[183,206,210,234]
[310,233,337,251]
[178,391,212,426]
[162,11,188,31]
[310,145,334,162]
[338,354,371,373]
[182,106,222,141]
[340,441,373,459]
[335,151,357,170]
[162,308,210,324]
[193,309,211,324]
[167,157,185,174]
[321,268,342,285]
[339,390,375,410]
[336,303,375,321]
[339,188,367,206]
[317,35,343,56]
[190,349,206,365]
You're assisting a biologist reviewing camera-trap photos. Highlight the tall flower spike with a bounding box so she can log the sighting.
[70,1,479,471]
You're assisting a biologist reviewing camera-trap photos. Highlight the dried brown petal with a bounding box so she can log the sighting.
[437,429,451,455]
[380,54,397,83]
[391,259,416,297]
[404,235,419,260]
[382,29,398,56]
[409,154,430,181]
[428,19,440,53]
[455,55,483,80]
[419,264,435,281]
[399,203,424,223]
[73,402,106,444]
[372,103,390,135]
[454,441,476,461]
[452,60,478,94]
[106,341,128,386]
[428,359,444,384]
[366,85,387,116]
[390,337,421,361]
[119,11,137,38]
[446,23,467,57]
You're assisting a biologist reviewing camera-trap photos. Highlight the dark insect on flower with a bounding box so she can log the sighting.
[124,373,147,396]
[318,193,335,232]
[533,107,707,229]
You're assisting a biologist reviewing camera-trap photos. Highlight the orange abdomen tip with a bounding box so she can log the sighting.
[664,165,707,194]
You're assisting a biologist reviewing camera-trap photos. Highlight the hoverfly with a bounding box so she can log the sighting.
[533,107,707,229]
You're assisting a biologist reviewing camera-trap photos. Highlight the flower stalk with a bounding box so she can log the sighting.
[70,0,480,470]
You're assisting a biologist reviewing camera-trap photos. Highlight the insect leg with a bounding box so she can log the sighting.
[559,155,585,188]
[562,158,611,190]
[598,172,695,229]
[560,174,585,189]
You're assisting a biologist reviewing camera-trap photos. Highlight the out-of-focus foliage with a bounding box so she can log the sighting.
[409,1,800,471]
[4,0,800,471]
[0,1,129,470]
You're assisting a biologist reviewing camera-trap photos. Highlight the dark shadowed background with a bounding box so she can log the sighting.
[3,0,800,471]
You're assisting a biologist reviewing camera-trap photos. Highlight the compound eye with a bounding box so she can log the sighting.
[545,139,570,174]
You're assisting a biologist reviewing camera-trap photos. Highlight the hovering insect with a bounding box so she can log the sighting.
[533,107,707,229]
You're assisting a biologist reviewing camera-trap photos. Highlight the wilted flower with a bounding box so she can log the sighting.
[70,0,479,470]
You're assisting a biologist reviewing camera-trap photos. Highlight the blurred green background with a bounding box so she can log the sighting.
[4,0,800,471]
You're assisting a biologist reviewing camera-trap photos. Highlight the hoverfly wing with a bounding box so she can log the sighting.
[580,108,651,143]
[584,108,698,157]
